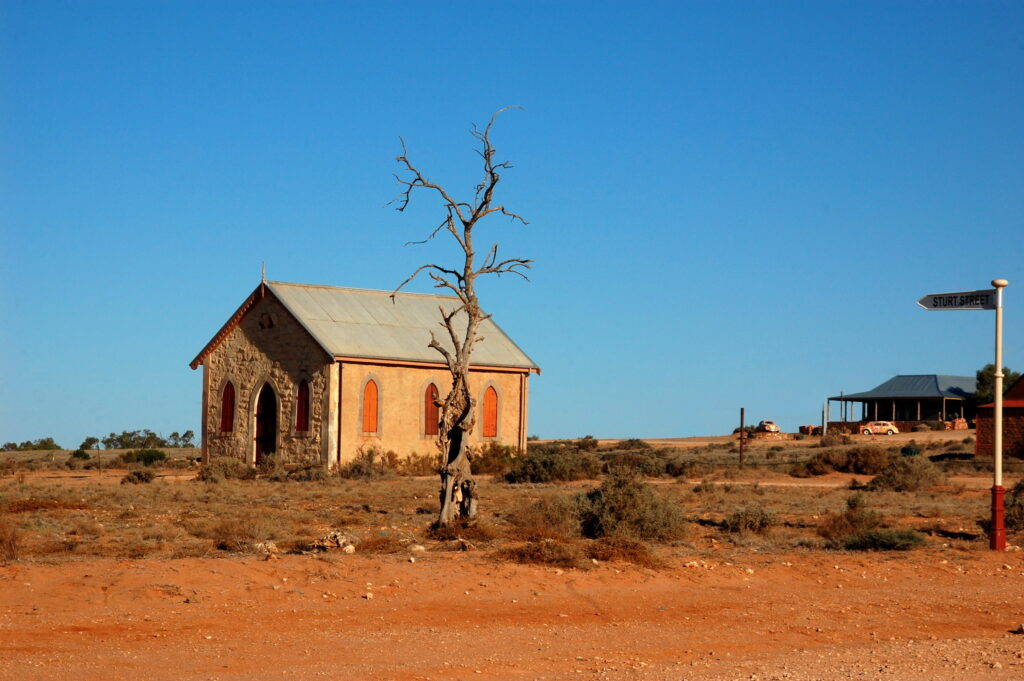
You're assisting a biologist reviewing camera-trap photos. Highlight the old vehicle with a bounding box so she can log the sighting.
[861,421,899,435]
[756,420,781,433]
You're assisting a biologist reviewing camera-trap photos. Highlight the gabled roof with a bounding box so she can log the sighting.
[191,281,539,372]
[830,375,976,401]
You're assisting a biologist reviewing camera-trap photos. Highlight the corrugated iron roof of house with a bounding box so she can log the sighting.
[830,374,977,401]
[191,280,540,372]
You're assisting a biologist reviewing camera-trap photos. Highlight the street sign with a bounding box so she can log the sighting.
[916,289,997,311]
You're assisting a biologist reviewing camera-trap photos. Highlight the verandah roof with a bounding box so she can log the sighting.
[829,375,976,402]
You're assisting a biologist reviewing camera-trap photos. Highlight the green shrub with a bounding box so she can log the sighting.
[723,506,778,534]
[503,448,601,483]
[395,452,440,476]
[70,449,90,460]
[471,442,517,474]
[900,444,921,457]
[121,470,155,485]
[869,456,944,492]
[842,529,925,551]
[615,438,652,451]
[196,457,257,483]
[818,493,883,541]
[602,451,667,477]
[575,471,687,541]
[121,449,167,467]
[334,448,395,480]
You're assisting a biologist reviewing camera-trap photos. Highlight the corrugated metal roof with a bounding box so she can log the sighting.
[830,375,975,401]
[266,281,538,370]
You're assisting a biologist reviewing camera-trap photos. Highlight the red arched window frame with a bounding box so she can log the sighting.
[362,380,379,434]
[424,383,439,436]
[483,386,498,438]
[295,380,310,432]
[220,382,235,432]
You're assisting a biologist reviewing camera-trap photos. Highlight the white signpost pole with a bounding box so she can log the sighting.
[917,279,1008,551]
[991,279,1008,551]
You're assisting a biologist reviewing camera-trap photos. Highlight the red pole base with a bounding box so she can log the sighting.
[990,485,1006,551]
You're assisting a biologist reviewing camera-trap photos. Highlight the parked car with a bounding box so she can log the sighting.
[756,420,780,433]
[861,421,899,435]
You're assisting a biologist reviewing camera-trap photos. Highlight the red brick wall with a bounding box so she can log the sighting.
[975,407,1024,459]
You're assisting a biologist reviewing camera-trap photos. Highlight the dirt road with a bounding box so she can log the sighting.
[2,550,1023,681]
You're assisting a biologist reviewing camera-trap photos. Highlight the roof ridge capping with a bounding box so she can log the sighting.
[267,280,462,302]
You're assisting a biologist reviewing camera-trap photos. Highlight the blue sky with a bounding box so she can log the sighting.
[2,1,1022,447]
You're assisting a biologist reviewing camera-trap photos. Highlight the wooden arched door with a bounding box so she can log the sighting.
[254,382,277,463]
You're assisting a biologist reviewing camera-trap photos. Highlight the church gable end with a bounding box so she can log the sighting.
[200,288,332,465]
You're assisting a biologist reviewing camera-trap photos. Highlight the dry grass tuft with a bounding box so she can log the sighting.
[0,516,19,561]
[585,536,664,568]
[496,539,585,569]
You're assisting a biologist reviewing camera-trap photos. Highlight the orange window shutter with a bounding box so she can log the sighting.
[425,384,439,436]
[363,380,378,433]
[483,386,498,437]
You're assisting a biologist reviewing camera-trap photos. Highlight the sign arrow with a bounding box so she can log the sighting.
[917,289,997,311]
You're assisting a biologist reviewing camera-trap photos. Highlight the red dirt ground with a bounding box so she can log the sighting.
[2,549,1023,681]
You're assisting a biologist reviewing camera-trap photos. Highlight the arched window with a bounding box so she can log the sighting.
[483,386,498,438]
[424,383,440,436]
[219,382,235,432]
[362,379,379,434]
[295,380,310,432]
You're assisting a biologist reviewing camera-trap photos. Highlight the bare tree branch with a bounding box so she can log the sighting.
[391,108,529,527]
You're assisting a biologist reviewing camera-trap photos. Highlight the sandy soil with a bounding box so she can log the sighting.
[2,549,1023,681]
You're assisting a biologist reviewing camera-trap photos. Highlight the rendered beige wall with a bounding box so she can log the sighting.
[203,292,331,464]
[335,362,529,465]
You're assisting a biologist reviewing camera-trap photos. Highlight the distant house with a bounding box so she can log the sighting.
[189,280,539,467]
[975,375,1024,460]
[828,374,976,431]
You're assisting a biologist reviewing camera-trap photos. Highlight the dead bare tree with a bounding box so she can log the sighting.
[391,108,531,527]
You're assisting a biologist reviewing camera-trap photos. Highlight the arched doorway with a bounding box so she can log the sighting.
[254,382,277,464]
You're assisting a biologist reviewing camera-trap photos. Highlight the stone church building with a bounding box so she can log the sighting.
[189,280,539,467]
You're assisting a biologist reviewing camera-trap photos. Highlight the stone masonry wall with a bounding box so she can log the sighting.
[204,292,331,464]
[975,408,1024,460]
[336,362,527,465]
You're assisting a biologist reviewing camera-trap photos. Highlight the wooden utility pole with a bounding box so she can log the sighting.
[739,407,745,469]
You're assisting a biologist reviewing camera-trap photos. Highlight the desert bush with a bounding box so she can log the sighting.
[1002,479,1024,532]
[334,448,395,480]
[692,478,717,494]
[189,517,275,552]
[602,451,667,477]
[496,539,585,569]
[790,446,892,478]
[358,533,408,553]
[471,442,517,475]
[900,444,921,457]
[842,529,925,551]
[722,506,778,534]
[507,495,581,540]
[869,456,944,492]
[0,516,18,561]
[585,536,663,568]
[615,438,651,451]
[503,448,601,483]
[121,470,155,485]
[818,494,883,541]
[196,457,257,482]
[120,449,168,467]
[820,434,851,447]
[395,452,439,476]
[426,520,498,543]
[576,435,599,451]
[575,471,687,541]
[70,449,90,460]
